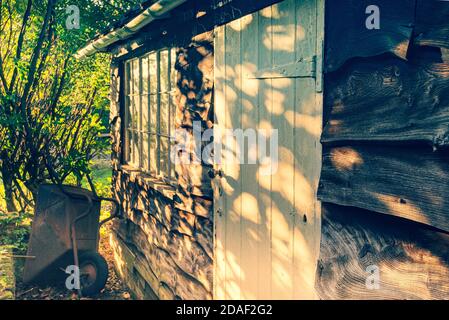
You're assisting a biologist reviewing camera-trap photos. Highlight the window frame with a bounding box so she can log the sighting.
[122,47,177,183]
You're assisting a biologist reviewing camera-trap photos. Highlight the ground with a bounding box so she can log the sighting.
[0,247,15,300]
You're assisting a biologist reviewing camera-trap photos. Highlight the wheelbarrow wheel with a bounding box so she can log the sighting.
[79,251,109,296]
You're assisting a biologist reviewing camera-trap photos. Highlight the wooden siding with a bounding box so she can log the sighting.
[107,0,288,301]
[414,1,449,50]
[316,203,449,300]
[324,0,415,73]
[322,48,449,146]
[317,0,449,299]
[319,145,449,233]
[109,32,215,300]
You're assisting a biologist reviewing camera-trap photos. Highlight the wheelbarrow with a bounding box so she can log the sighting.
[23,182,120,296]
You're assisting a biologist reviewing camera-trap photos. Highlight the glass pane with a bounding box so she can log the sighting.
[149,52,158,94]
[133,130,140,167]
[124,96,131,129]
[127,129,133,163]
[149,94,158,133]
[129,130,135,165]
[160,93,169,135]
[169,93,176,136]
[170,137,176,179]
[170,48,177,90]
[125,62,131,95]
[141,56,149,94]
[160,136,169,177]
[132,59,140,94]
[142,132,149,171]
[149,134,158,174]
[137,96,142,132]
[141,94,149,133]
[160,49,169,93]
[130,96,138,130]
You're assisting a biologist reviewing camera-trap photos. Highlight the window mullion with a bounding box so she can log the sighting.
[157,51,161,176]
[165,48,172,180]
[124,62,130,163]
[139,58,143,169]
[124,48,175,181]
[130,61,135,165]
[148,55,152,173]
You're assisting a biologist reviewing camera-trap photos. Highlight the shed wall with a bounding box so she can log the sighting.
[317,0,449,299]
[109,32,215,300]
[106,0,449,300]
[107,0,286,300]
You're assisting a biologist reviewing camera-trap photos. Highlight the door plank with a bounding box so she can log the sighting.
[213,25,227,300]
[257,5,274,300]
[240,11,261,300]
[223,19,243,300]
[292,0,322,299]
[270,0,297,299]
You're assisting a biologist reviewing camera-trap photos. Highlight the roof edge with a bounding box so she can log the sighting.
[75,0,187,60]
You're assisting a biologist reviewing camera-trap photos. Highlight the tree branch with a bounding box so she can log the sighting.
[8,0,32,92]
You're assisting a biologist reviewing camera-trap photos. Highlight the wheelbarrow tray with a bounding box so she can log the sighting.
[23,184,101,284]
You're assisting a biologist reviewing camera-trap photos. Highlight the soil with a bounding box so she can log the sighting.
[15,226,132,300]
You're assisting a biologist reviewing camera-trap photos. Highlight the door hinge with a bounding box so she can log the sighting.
[316,39,324,93]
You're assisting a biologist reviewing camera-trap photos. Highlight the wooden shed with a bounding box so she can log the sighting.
[76,0,449,300]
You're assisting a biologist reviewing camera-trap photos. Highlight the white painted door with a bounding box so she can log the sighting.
[213,0,324,299]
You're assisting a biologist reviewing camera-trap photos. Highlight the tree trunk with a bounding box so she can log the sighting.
[1,167,17,213]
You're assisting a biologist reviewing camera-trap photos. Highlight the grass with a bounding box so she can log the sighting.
[85,160,113,198]
[0,246,15,300]
[84,160,113,236]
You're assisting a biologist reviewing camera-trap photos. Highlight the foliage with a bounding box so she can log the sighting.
[0,245,15,300]
[0,0,140,211]
[86,162,113,198]
[0,211,32,253]
[0,159,111,254]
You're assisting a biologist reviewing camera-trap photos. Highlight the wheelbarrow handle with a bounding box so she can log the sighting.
[97,196,122,227]
[68,191,94,298]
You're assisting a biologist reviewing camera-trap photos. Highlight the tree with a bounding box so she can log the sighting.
[0,0,140,211]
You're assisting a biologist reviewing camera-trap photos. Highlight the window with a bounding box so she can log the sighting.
[124,48,177,181]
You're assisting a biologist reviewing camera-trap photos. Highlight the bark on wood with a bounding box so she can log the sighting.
[316,203,449,300]
[320,0,449,301]
[110,231,159,300]
[111,217,212,299]
[322,48,449,146]
[174,36,214,199]
[414,0,449,50]
[325,0,414,72]
[318,145,449,232]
